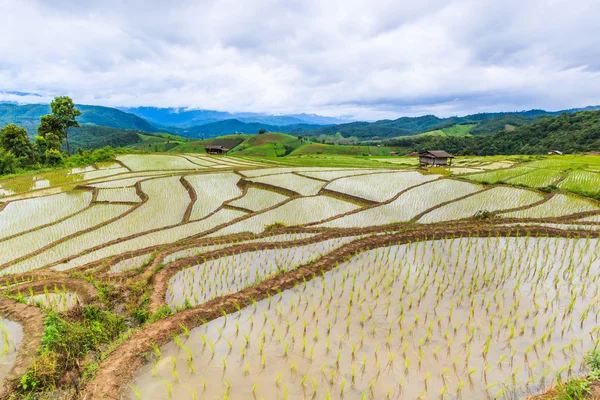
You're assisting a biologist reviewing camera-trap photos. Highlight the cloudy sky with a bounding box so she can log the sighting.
[1,0,599,120]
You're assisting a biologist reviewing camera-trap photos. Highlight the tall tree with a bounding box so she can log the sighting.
[50,96,81,156]
[0,123,34,161]
[36,114,64,160]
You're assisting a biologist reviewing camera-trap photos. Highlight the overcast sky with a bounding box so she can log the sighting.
[1,0,599,120]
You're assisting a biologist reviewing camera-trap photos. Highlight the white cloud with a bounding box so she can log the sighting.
[1,0,599,119]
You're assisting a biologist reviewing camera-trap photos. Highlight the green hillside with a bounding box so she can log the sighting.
[229,133,305,157]
[289,143,391,156]
[0,103,159,135]
[384,110,600,155]
[168,134,248,153]
[418,124,476,137]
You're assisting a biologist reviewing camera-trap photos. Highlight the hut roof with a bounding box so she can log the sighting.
[418,150,454,158]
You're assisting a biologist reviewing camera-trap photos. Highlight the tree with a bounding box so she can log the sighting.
[0,148,17,174]
[0,124,34,161]
[258,129,266,135]
[36,114,63,161]
[49,96,81,156]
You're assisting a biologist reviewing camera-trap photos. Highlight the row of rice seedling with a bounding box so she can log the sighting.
[0,190,92,240]
[324,171,440,202]
[108,233,319,274]
[25,286,80,312]
[464,166,535,184]
[79,167,130,181]
[127,235,600,400]
[227,187,289,212]
[239,167,349,178]
[500,194,599,219]
[2,177,191,275]
[96,187,141,203]
[0,318,23,383]
[179,155,219,167]
[317,180,482,228]
[298,169,388,181]
[185,173,242,220]
[86,171,185,188]
[166,236,361,309]
[558,170,600,197]
[45,210,246,274]
[109,253,156,273]
[579,215,600,223]
[0,204,131,266]
[418,186,543,223]
[209,196,359,236]
[162,233,319,264]
[478,161,515,170]
[245,174,325,196]
[505,169,563,188]
[117,155,204,171]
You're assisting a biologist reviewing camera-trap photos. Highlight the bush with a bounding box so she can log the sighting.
[556,375,591,400]
[585,349,600,372]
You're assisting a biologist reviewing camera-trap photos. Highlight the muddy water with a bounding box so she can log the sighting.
[128,237,600,400]
[166,236,360,310]
[26,292,80,312]
[0,318,23,384]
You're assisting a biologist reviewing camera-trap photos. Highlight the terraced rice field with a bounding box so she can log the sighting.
[0,153,599,400]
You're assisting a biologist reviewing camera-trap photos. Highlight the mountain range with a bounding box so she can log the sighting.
[1,101,599,146]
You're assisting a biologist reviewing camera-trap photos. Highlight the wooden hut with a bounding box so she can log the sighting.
[204,145,230,155]
[418,150,454,166]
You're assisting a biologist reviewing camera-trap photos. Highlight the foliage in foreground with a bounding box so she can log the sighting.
[19,307,126,395]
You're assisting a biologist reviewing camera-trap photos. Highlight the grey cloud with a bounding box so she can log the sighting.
[0,0,599,120]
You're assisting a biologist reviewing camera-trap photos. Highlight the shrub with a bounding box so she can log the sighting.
[585,349,600,372]
[556,374,591,400]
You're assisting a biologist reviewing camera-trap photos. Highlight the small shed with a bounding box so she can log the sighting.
[205,145,230,155]
[390,151,399,156]
[548,150,563,155]
[418,150,454,166]
[406,152,419,157]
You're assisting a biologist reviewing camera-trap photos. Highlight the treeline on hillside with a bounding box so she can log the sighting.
[306,108,600,140]
[0,97,119,175]
[382,111,600,155]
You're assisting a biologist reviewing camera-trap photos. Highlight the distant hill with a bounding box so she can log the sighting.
[69,126,187,151]
[119,106,346,128]
[305,107,600,141]
[170,132,393,157]
[384,110,600,155]
[0,103,159,136]
[178,119,324,138]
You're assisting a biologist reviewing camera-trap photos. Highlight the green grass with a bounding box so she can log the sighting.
[418,124,476,137]
[288,143,390,156]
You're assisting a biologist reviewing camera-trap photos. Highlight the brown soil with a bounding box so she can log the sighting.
[0,298,44,399]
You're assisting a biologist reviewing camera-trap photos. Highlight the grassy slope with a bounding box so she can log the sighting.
[168,134,248,153]
[418,124,476,137]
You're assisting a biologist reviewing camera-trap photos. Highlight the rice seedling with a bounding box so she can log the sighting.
[127,236,600,399]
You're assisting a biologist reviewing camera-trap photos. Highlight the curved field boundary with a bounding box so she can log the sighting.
[147,231,368,312]
[81,226,600,400]
[305,177,448,226]
[0,187,96,244]
[3,278,98,305]
[84,228,326,278]
[0,183,149,271]
[179,176,197,223]
[0,298,44,399]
